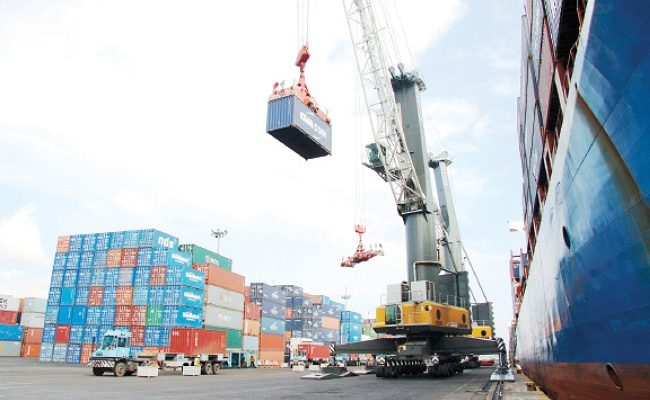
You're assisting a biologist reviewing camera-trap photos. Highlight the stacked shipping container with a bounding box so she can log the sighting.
[250,283,286,366]
[340,311,362,344]
[20,297,46,357]
[40,229,206,364]
[0,295,46,357]
[0,294,23,356]
[242,292,261,366]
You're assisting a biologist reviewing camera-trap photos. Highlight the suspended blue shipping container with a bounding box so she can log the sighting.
[266,95,332,160]
[0,324,24,341]
[93,250,107,268]
[39,342,54,361]
[50,270,64,288]
[134,267,151,286]
[68,325,84,344]
[75,287,89,305]
[42,324,56,343]
[132,286,149,306]
[57,306,72,324]
[86,306,102,325]
[60,288,75,306]
[80,251,94,268]
[138,229,178,249]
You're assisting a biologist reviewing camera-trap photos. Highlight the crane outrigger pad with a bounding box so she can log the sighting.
[267,95,332,160]
[334,336,500,356]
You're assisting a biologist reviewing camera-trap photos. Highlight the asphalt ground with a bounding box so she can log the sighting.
[0,358,502,400]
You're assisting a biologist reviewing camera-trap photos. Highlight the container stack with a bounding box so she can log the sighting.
[0,294,23,356]
[242,293,261,366]
[19,297,46,357]
[311,297,343,345]
[180,244,232,271]
[340,311,362,344]
[250,283,286,367]
[194,262,245,366]
[40,229,206,364]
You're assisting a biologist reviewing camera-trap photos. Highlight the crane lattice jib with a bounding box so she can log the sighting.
[343,0,426,215]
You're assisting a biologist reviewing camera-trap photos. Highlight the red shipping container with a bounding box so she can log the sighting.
[21,343,41,358]
[107,249,122,268]
[120,248,138,267]
[206,266,245,294]
[150,266,166,286]
[88,286,104,306]
[56,236,70,253]
[131,306,147,326]
[259,333,284,351]
[169,328,226,356]
[55,325,70,343]
[0,310,17,324]
[244,287,251,303]
[116,286,134,306]
[80,344,93,364]
[130,325,145,346]
[115,306,132,325]
[244,303,261,321]
[297,343,330,360]
[23,328,43,344]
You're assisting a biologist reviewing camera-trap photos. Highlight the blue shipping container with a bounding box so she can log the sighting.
[71,306,88,325]
[138,229,178,249]
[181,268,205,290]
[110,231,125,249]
[50,270,64,288]
[68,325,84,344]
[122,230,140,247]
[39,342,54,361]
[53,253,67,271]
[164,286,203,309]
[95,232,113,251]
[66,343,81,364]
[82,325,98,344]
[340,311,362,323]
[75,287,90,305]
[162,306,202,328]
[250,283,285,305]
[80,251,94,268]
[119,268,134,286]
[77,269,93,287]
[65,252,81,269]
[91,269,105,286]
[144,326,171,347]
[102,286,117,305]
[266,95,332,160]
[134,267,151,286]
[42,324,56,343]
[152,249,191,268]
[132,286,149,305]
[57,306,72,324]
[101,306,115,325]
[261,317,286,334]
[45,306,59,324]
[0,324,24,341]
[261,301,286,319]
[104,269,120,287]
[48,287,61,306]
[60,288,75,305]
[86,306,102,325]
[137,248,153,266]
[148,287,165,305]
[62,269,78,287]
[68,235,84,252]
[93,250,107,267]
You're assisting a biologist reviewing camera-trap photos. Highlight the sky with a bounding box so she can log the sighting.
[0,0,526,344]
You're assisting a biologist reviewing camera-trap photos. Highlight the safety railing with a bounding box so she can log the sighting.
[380,290,467,308]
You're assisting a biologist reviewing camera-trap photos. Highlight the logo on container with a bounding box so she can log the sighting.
[183,292,203,302]
[184,271,203,282]
[299,111,328,140]
[182,311,201,321]
[171,253,190,264]
[157,236,176,249]
[205,256,220,266]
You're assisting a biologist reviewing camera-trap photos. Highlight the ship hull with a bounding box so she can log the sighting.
[516,1,650,398]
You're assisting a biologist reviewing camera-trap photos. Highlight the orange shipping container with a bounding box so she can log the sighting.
[203,265,245,293]
[21,343,41,358]
[23,328,43,344]
[130,325,145,346]
[259,333,284,351]
[120,248,138,267]
[88,286,104,306]
[322,316,340,330]
[259,350,284,367]
[150,266,166,286]
[107,249,122,268]
[243,319,260,336]
[80,344,93,364]
[116,286,134,306]
[131,306,147,326]
[115,305,132,325]
[56,236,70,253]
[244,303,261,321]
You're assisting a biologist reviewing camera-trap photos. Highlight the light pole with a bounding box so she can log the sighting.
[341,287,351,309]
[211,229,228,254]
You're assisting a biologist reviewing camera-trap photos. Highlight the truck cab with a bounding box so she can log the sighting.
[89,330,140,377]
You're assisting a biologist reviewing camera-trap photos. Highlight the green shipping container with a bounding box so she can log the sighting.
[206,326,242,349]
[146,306,163,326]
[178,244,232,271]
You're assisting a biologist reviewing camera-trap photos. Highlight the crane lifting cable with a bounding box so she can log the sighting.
[340,225,384,268]
[266,1,332,160]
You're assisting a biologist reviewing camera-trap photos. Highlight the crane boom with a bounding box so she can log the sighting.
[343,0,426,216]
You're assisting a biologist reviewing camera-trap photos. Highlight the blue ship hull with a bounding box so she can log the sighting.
[515,1,650,398]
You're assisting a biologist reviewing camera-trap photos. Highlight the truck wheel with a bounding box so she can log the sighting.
[114,361,127,377]
[201,362,213,375]
[211,362,220,375]
[93,367,104,376]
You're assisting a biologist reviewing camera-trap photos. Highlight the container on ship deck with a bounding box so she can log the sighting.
[266,95,332,160]
[169,328,226,355]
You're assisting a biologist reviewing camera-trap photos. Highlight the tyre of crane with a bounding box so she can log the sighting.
[93,367,104,376]
[391,366,399,378]
[113,361,127,377]
[202,362,213,375]
[212,362,221,375]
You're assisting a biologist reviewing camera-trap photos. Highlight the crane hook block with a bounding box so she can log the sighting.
[266,46,332,160]
[340,225,384,268]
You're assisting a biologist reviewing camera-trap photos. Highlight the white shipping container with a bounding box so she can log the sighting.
[0,294,20,312]
[206,286,244,312]
[0,340,21,356]
[204,305,244,331]
[242,335,259,351]
[22,297,47,314]
[20,312,45,328]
